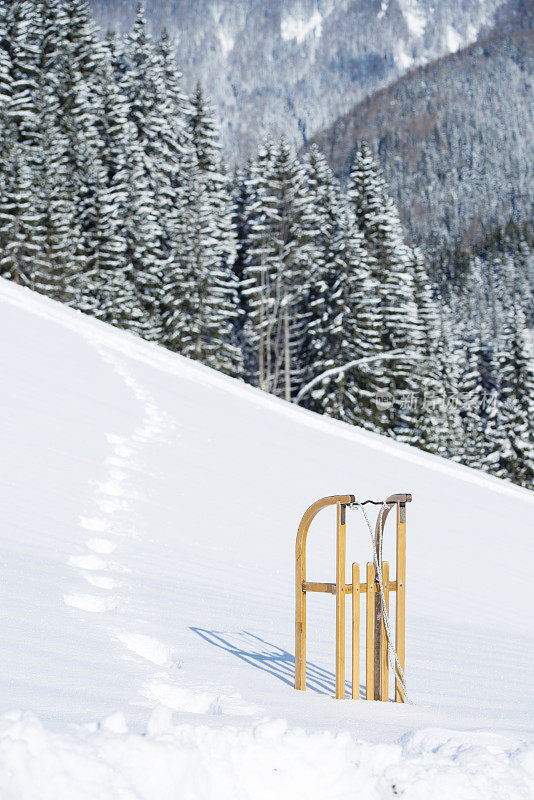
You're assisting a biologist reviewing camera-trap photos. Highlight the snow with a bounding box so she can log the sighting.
[398,0,427,36]
[217,27,234,57]
[445,25,464,53]
[2,711,534,800]
[1,277,534,798]
[280,9,322,44]
[211,1,234,55]
[396,45,416,70]
[377,0,390,21]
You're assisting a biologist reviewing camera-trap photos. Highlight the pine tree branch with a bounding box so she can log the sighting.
[294,351,424,405]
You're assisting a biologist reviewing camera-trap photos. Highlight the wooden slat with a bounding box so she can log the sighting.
[302,582,336,594]
[351,563,360,699]
[302,581,397,595]
[361,580,396,594]
[374,572,381,701]
[373,506,389,700]
[395,504,406,702]
[380,561,390,701]
[366,562,375,700]
[335,503,346,699]
[350,582,397,594]
[295,544,306,690]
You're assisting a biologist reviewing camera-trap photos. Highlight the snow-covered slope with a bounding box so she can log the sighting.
[1,278,534,799]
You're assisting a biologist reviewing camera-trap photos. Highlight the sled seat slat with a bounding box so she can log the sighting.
[302,581,397,595]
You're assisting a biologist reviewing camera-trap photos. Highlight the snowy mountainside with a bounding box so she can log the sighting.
[88,0,504,158]
[307,17,534,248]
[1,277,534,798]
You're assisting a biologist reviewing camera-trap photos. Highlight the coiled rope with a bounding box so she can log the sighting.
[350,501,412,704]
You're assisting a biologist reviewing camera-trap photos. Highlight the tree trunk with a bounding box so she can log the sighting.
[284,302,290,402]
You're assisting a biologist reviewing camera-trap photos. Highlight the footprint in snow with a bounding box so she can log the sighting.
[79,516,110,532]
[69,554,108,571]
[98,480,124,497]
[114,445,134,458]
[85,538,116,555]
[105,456,127,468]
[116,633,172,667]
[97,498,123,514]
[84,575,119,590]
[109,469,127,482]
[69,553,129,573]
[142,681,262,717]
[106,434,127,445]
[64,594,117,613]
[143,681,219,714]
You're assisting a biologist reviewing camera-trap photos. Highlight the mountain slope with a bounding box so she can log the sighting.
[88,0,504,159]
[308,19,534,249]
[1,278,534,797]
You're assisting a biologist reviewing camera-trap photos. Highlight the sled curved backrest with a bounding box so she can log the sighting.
[295,495,354,693]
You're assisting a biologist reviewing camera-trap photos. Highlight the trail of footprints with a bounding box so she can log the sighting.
[64,343,174,662]
[63,431,133,614]
[64,340,259,719]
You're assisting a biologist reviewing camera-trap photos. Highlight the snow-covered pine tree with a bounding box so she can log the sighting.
[173,164,241,375]
[119,4,169,340]
[156,30,187,122]
[155,30,193,357]
[155,25,193,264]
[81,44,141,327]
[494,303,534,488]
[122,139,164,339]
[159,145,196,357]
[0,144,43,286]
[297,145,343,412]
[0,5,10,206]
[515,235,534,325]
[474,253,516,477]
[456,333,486,469]
[477,337,501,475]
[36,0,68,79]
[203,163,243,379]
[347,141,423,443]
[432,303,465,461]
[344,237,388,431]
[241,137,315,400]
[0,6,11,116]
[473,250,534,487]
[187,83,221,174]
[321,209,386,430]
[0,0,44,286]
[237,141,276,387]
[296,146,383,428]
[50,0,112,313]
[160,148,196,352]
[458,255,510,473]
[31,95,82,304]
[443,249,534,485]
[170,83,242,377]
[410,248,449,454]
[15,0,82,303]
[151,27,189,263]
[232,163,255,371]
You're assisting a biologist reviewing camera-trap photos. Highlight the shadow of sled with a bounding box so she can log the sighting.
[191,628,362,697]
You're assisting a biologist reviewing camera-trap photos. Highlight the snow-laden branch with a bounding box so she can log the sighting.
[294,351,424,405]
